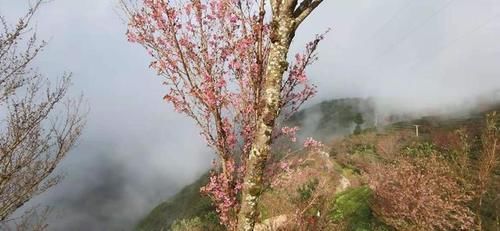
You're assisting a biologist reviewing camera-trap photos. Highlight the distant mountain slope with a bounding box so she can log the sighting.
[286,98,376,140]
[135,173,222,231]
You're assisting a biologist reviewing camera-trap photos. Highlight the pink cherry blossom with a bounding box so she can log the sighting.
[125,0,327,228]
[281,126,299,142]
[304,137,324,151]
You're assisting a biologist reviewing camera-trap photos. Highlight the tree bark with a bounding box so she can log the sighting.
[237,14,295,231]
[237,1,323,230]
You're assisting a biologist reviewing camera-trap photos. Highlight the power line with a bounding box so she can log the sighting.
[366,0,458,69]
[323,0,415,60]
[361,0,416,46]
[407,12,500,72]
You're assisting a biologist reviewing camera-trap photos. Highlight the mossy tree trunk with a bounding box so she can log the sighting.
[237,1,324,230]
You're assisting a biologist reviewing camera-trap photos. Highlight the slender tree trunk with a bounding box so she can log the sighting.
[237,16,295,231]
[237,1,324,230]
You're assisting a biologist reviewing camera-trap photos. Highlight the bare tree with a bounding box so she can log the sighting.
[0,0,86,223]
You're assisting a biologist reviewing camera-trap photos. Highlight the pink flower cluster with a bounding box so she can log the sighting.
[280,30,329,119]
[200,159,243,228]
[281,126,299,142]
[304,137,324,151]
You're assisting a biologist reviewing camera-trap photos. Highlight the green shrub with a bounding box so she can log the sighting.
[351,143,376,156]
[403,142,437,157]
[135,173,223,231]
[330,186,389,231]
[171,213,223,231]
[296,178,319,203]
[171,217,203,231]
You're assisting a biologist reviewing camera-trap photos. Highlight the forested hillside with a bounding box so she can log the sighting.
[286,98,377,140]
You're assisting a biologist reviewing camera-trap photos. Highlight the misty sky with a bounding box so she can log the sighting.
[1,0,500,230]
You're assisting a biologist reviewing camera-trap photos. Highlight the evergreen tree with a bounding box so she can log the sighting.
[353,113,364,135]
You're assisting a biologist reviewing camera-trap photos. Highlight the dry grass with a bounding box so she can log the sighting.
[258,150,341,230]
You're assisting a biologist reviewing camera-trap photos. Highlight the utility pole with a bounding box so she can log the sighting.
[414,125,420,137]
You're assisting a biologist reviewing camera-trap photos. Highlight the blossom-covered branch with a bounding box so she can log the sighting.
[124,0,325,229]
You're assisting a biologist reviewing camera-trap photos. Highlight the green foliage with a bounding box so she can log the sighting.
[403,142,437,158]
[354,113,364,125]
[171,217,203,231]
[351,143,377,156]
[353,125,362,135]
[330,186,390,231]
[171,213,222,231]
[287,98,376,139]
[330,186,371,223]
[296,178,320,203]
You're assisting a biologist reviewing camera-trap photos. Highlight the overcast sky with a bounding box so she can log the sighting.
[1,0,500,230]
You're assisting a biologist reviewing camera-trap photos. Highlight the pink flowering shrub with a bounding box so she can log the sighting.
[368,155,475,230]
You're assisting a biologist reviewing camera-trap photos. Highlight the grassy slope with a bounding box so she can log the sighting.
[135,173,217,231]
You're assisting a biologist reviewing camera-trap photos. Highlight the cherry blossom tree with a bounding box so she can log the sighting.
[123,0,325,230]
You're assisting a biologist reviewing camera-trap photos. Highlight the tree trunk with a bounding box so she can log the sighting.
[237,16,296,231]
[237,1,324,229]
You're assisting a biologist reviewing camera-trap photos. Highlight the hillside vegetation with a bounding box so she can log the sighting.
[137,98,500,231]
[287,98,376,140]
[136,173,224,231]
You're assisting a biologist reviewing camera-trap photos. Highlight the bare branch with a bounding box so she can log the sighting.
[0,1,86,224]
